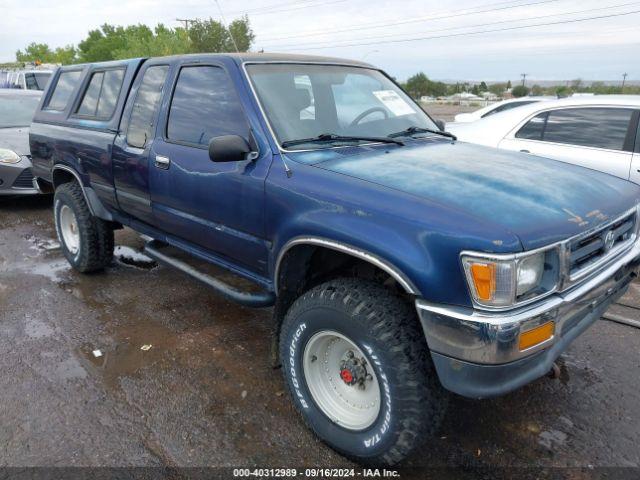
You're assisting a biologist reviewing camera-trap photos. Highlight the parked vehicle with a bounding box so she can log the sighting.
[0,90,42,195]
[1,70,53,91]
[30,54,640,465]
[452,96,555,123]
[447,96,640,183]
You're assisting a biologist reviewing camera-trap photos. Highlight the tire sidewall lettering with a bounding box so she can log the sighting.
[288,322,309,409]
[282,307,399,458]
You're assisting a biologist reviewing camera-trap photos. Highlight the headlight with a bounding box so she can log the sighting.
[0,149,20,164]
[462,248,559,308]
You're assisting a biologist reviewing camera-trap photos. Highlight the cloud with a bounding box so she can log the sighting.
[1,0,638,80]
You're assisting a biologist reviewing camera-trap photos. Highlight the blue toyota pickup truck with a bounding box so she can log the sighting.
[30,53,640,465]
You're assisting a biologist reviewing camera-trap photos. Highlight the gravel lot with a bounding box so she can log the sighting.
[1,195,639,477]
[1,102,639,476]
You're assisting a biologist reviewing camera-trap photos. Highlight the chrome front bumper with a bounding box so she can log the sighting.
[416,240,640,397]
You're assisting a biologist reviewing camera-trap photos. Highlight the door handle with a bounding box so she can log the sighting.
[154,155,170,170]
[520,149,530,153]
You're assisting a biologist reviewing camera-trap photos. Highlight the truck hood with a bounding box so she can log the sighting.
[300,140,640,250]
[0,127,31,156]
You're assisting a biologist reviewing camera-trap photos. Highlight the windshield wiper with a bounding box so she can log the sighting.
[388,126,457,141]
[281,133,404,149]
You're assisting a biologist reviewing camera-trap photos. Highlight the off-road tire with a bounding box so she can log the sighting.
[279,278,447,466]
[54,181,114,273]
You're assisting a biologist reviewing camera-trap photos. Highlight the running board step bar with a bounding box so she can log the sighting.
[143,240,276,308]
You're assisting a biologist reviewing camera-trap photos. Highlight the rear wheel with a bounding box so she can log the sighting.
[54,182,114,273]
[279,278,447,466]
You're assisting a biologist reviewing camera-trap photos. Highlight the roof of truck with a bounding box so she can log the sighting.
[58,52,374,70]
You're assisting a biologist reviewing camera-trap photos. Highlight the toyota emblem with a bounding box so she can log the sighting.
[604,230,615,251]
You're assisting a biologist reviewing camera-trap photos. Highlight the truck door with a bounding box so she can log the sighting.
[149,62,272,276]
[112,63,170,223]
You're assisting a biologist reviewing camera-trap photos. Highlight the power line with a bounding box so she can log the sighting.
[259,0,563,42]
[212,0,239,52]
[220,0,333,15]
[263,8,640,51]
[216,0,345,17]
[264,1,640,49]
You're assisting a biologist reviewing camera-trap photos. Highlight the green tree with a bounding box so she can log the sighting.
[488,82,507,96]
[530,84,544,96]
[187,16,253,53]
[511,85,530,97]
[78,24,129,62]
[53,45,78,65]
[506,80,512,89]
[479,81,488,92]
[405,72,431,99]
[16,42,54,63]
[15,42,77,65]
[404,72,447,99]
[18,17,255,66]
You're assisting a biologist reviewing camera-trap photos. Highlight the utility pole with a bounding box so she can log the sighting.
[521,73,527,86]
[176,18,196,30]
[622,72,628,90]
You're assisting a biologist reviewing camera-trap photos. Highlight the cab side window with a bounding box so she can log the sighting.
[126,65,169,149]
[167,66,249,146]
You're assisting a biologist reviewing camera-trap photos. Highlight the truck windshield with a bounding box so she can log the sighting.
[246,63,439,150]
[0,95,41,128]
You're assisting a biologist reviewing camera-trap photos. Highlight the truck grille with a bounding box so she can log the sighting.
[11,168,34,189]
[568,210,636,280]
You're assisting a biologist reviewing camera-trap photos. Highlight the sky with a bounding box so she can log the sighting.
[0,0,639,82]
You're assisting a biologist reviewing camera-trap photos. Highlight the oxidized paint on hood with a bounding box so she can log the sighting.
[292,140,640,250]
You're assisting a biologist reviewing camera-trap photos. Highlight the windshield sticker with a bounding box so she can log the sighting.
[373,90,415,117]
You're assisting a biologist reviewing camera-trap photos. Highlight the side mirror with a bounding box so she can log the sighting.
[208,135,253,162]
[434,119,446,131]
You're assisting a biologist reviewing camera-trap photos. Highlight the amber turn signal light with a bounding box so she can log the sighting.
[519,321,555,351]
[470,262,495,301]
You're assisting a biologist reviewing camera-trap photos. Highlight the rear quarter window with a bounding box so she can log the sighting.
[75,69,125,119]
[45,70,82,111]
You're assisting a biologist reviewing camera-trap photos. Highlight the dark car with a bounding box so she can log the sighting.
[0,89,41,195]
[29,54,640,465]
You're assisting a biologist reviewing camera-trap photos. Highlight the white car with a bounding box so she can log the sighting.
[1,70,52,91]
[452,97,555,123]
[447,95,640,184]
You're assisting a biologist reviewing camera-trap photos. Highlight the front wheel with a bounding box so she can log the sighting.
[279,278,447,466]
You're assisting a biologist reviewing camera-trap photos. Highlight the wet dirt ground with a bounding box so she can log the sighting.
[1,196,639,476]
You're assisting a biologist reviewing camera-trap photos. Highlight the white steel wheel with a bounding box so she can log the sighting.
[59,204,80,255]
[303,330,381,431]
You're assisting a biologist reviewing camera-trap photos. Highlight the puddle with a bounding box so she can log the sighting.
[78,321,180,390]
[114,246,157,270]
[28,259,71,282]
[27,235,61,253]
